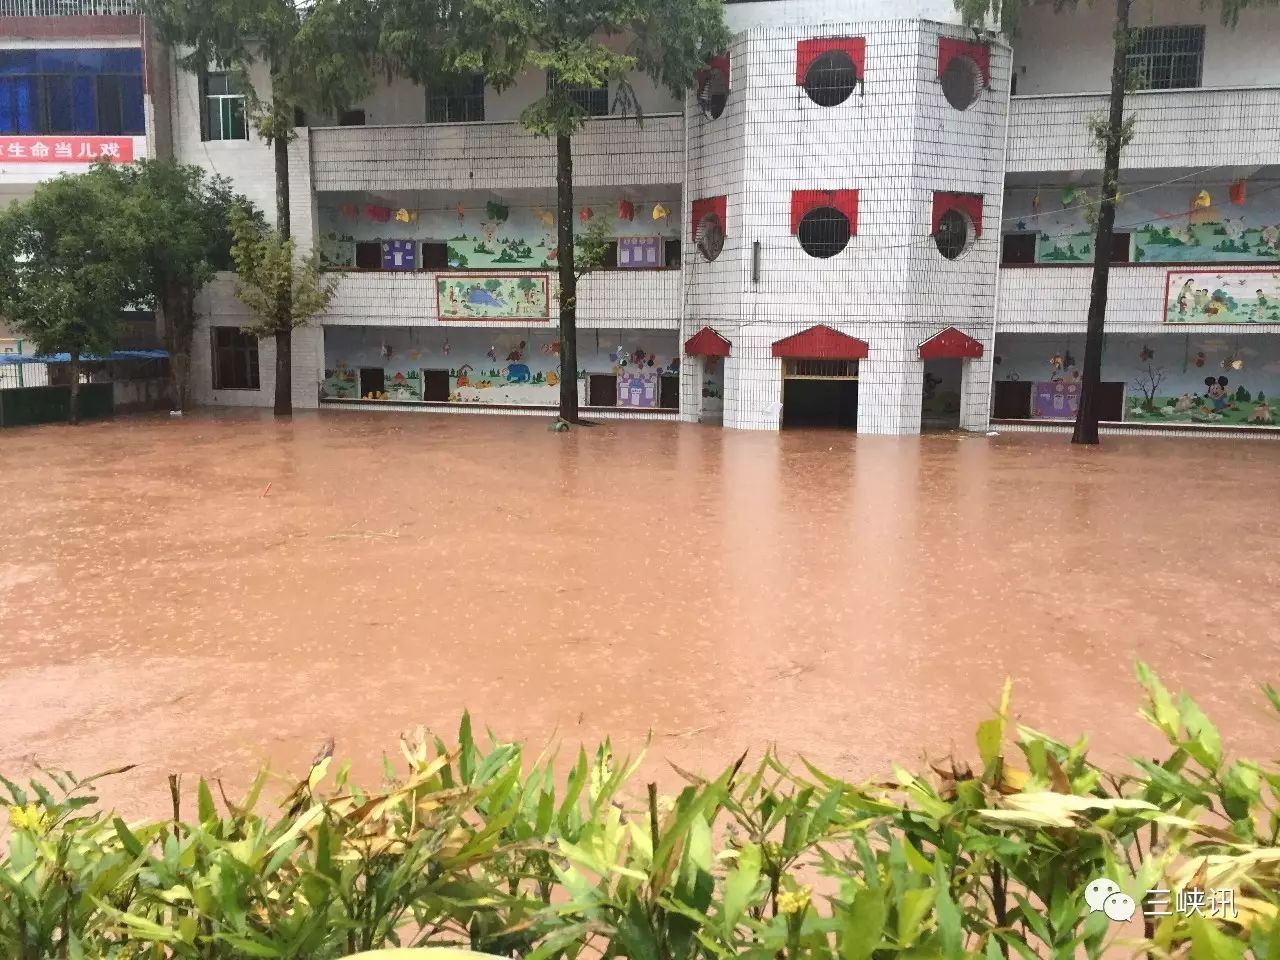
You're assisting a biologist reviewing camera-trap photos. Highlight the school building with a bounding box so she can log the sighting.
[4,0,1280,434]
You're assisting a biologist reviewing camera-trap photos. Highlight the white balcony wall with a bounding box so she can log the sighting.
[997,266,1280,335]
[1006,86,1280,173]
[310,114,684,193]
[723,0,974,31]
[322,270,681,329]
[1012,0,1280,95]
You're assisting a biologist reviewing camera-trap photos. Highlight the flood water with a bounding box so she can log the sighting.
[1,410,1278,815]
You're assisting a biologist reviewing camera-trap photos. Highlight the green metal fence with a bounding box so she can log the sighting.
[0,383,114,427]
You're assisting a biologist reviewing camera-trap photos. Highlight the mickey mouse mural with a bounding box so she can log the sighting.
[1205,376,1231,412]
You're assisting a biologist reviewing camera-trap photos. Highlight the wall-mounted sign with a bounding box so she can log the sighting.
[617,236,661,268]
[1033,380,1080,420]
[0,136,134,164]
[436,273,550,320]
[1165,268,1280,324]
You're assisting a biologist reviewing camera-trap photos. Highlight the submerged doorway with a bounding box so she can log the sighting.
[782,357,859,428]
[921,357,963,430]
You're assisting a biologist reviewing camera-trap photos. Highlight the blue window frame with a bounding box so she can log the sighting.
[0,48,144,136]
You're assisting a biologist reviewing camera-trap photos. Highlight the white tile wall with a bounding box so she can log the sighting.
[1007,87,1280,174]
[310,116,685,194]
[685,19,1012,435]
[323,270,681,329]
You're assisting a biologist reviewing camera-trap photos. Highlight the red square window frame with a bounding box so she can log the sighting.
[938,38,991,88]
[691,195,728,241]
[790,190,859,235]
[796,37,866,86]
[932,191,984,238]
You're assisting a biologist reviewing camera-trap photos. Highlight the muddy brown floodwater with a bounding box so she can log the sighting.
[1,410,1278,816]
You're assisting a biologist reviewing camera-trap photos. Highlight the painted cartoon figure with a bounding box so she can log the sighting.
[1261,225,1280,252]
[1174,393,1196,413]
[1249,398,1273,423]
[1193,288,1210,312]
[1176,278,1194,315]
[1253,289,1269,321]
[1204,376,1230,411]
[504,363,532,384]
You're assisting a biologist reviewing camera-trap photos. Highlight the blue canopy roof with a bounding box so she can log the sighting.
[0,349,168,366]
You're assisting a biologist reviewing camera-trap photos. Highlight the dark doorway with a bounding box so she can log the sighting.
[588,374,617,406]
[782,379,858,428]
[359,367,385,397]
[659,374,679,410]
[921,357,963,430]
[423,369,450,401]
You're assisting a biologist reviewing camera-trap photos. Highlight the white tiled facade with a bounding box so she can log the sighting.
[13,0,1275,432]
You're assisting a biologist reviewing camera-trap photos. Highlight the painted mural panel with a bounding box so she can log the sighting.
[436,275,550,320]
[1164,269,1280,325]
[316,193,680,271]
[993,333,1280,428]
[1006,183,1280,265]
[321,327,681,409]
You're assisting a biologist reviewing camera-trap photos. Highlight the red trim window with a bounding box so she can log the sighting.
[796,37,866,85]
[696,53,731,119]
[932,192,984,237]
[938,38,990,87]
[691,196,728,241]
[791,190,859,235]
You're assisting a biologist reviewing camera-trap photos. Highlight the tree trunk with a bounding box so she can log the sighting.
[161,281,194,412]
[1072,0,1131,445]
[272,107,294,418]
[68,349,81,425]
[556,132,579,424]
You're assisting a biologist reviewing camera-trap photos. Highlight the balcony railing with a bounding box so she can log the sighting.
[1007,85,1280,173]
[321,269,682,329]
[310,114,685,194]
[0,0,137,14]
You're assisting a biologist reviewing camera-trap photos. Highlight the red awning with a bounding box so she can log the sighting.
[772,325,869,360]
[919,327,984,360]
[685,326,732,357]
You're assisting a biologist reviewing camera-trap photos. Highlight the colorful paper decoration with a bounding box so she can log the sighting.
[486,200,509,222]
[394,208,418,223]
[442,338,451,355]
[1192,189,1212,209]
[1060,188,1076,207]
[652,202,669,221]
[365,204,392,223]
[1195,351,1206,367]
[536,208,555,227]
[456,203,466,222]
[1230,181,1248,206]
[1031,192,1042,213]
[1050,353,1063,369]
[617,198,635,221]
[579,207,593,223]
[340,203,359,219]
[1140,345,1154,361]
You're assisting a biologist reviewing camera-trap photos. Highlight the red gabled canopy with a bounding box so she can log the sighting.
[685,326,732,357]
[772,324,869,360]
[919,326,984,360]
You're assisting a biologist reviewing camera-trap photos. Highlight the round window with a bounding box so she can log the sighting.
[940,54,983,111]
[802,50,859,107]
[797,206,851,258]
[934,208,973,260]
[695,212,725,262]
[697,69,729,120]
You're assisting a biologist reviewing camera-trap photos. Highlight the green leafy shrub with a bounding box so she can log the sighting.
[3,666,1279,959]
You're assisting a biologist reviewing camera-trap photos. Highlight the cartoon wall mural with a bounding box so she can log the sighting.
[316,191,680,270]
[437,274,550,319]
[1165,269,1280,325]
[1005,183,1280,265]
[322,327,680,408]
[994,332,1280,428]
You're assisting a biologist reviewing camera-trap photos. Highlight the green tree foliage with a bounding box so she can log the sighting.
[228,206,338,349]
[0,171,144,424]
[378,0,730,425]
[141,0,376,415]
[109,160,252,412]
[3,669,1280,958]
